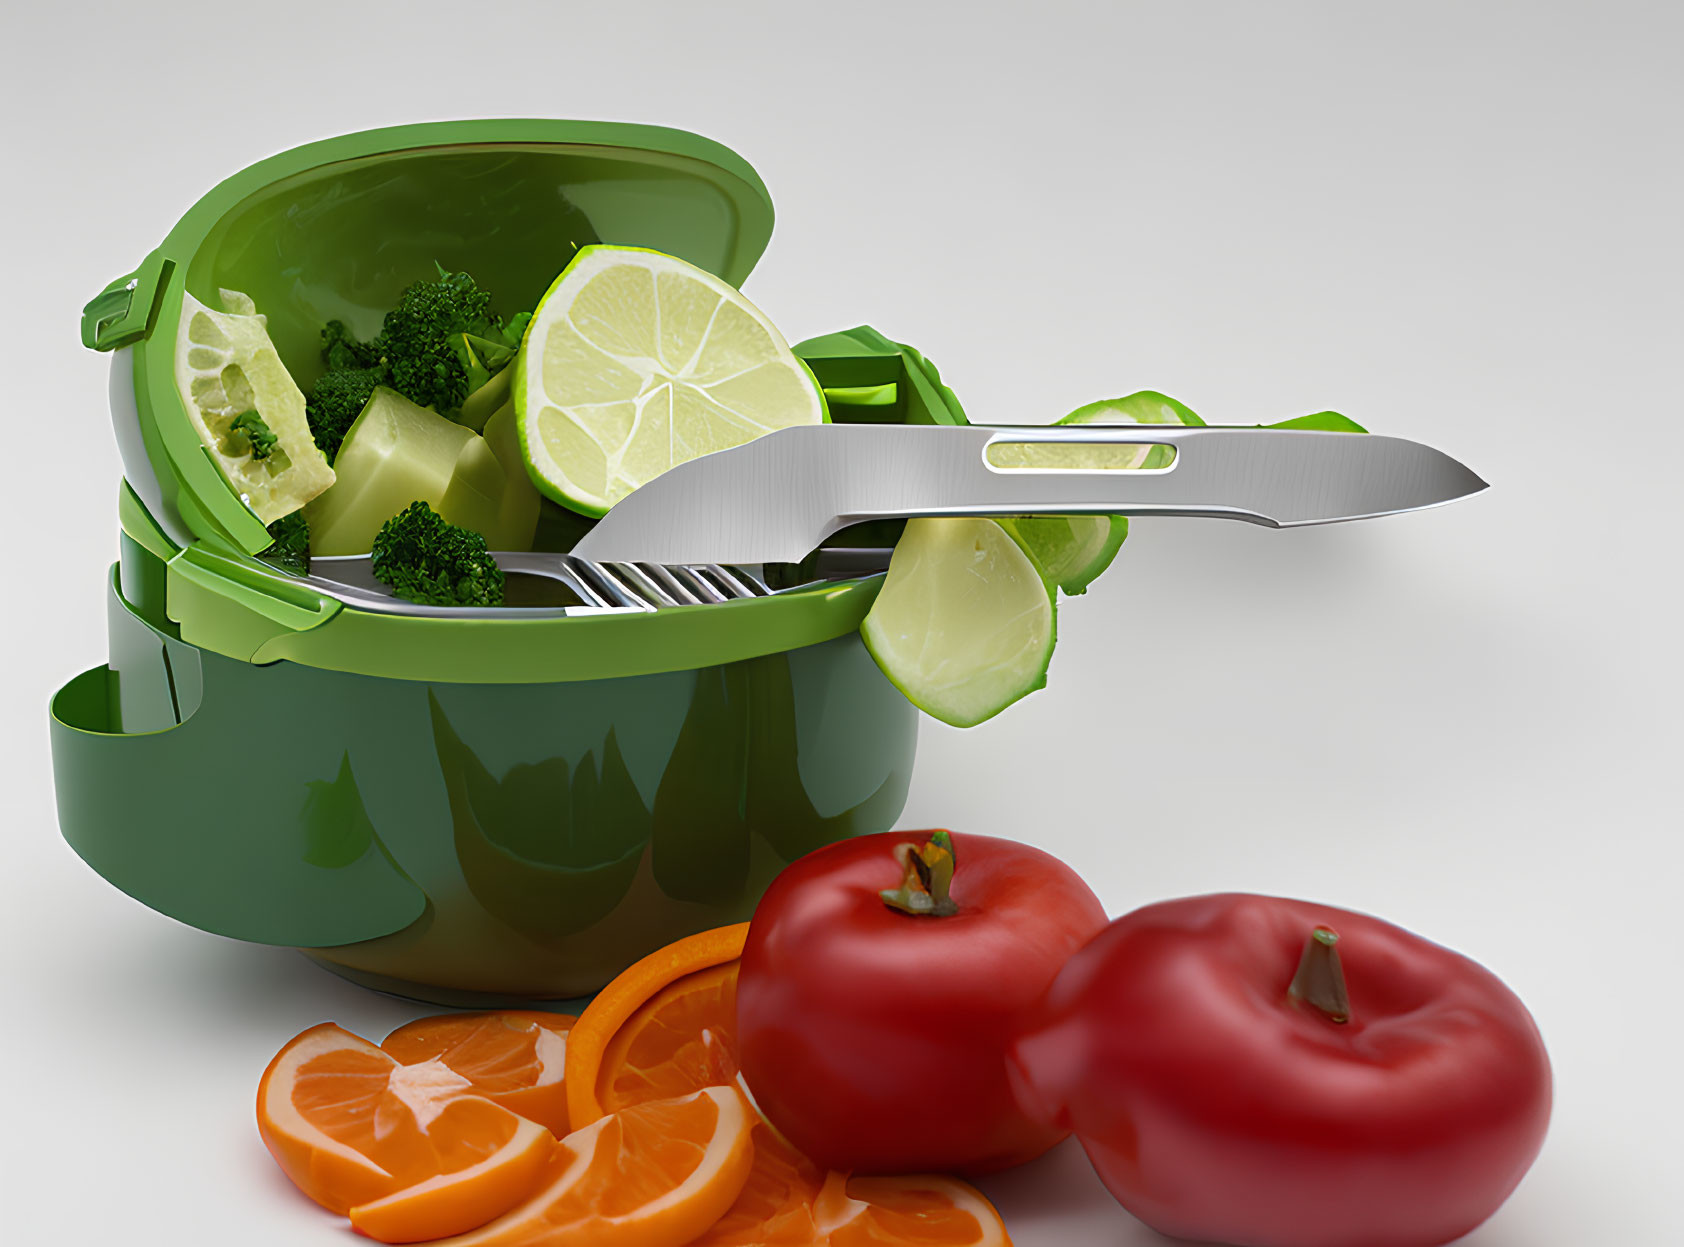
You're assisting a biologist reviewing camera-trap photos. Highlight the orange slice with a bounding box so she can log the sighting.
[565,926,1013,1247]
[350,1116,554,1243]
[821,1174,1014,1247]
[688,1131,1011,1247]
[597,959,740,1112]
[422,1085,756,1247]
[382,1011,578,1137]
[689,1125,827,1245]
[566,923,748,1128]
[256,1022,549,1228]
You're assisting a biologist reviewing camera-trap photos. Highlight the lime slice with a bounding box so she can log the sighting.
[861,518,1056,728]
[998,514,1129,597]
[998,390,1204,595]
[514,245,826,517]
[1064,389,1204,472]
[1268,411,1366,433]
[175,290,335,525]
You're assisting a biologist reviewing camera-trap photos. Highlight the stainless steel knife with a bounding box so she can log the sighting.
[569,423,1488,566]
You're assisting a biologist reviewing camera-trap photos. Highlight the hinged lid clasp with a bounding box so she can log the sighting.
[81,252,174,351]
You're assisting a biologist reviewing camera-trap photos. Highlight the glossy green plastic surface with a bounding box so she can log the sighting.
[51,569,917,1001]
[796,326,969,427]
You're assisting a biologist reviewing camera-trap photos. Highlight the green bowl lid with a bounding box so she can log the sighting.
[86,118,776,559]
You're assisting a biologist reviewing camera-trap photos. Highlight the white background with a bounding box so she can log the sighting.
[2,2,1679,1243]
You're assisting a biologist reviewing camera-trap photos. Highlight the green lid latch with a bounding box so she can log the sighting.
[81,252,174,352]
[166,543,341,661]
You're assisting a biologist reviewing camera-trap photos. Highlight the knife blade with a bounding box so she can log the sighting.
[569,423,1488,566]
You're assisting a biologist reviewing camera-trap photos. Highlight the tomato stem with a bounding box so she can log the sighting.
[880,830,959,917]
[1288,926,1350,1024]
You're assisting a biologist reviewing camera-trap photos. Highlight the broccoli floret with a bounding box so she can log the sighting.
[370,501,504,608]
[305,365,384,461]
[305,268,525,459]
[321,319,382,371]
[379,265,525,416]
[259,511,310,576]
[384,337,469,414]
[230,409,278,460]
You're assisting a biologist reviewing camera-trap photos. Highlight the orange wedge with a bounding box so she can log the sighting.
[382,1011,578,1137]
[821,1174,1014,1247]
[565,926,1013,1247]
[422,1085,756,1247]
[350,1115,554,1243]
[256,1022,552,1231]
[688,1132,1011,1247]
[566,923,748,1128]
[689,1125,827,1245]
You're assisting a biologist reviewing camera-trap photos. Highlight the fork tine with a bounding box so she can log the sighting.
[596,561,667,609]
[637,562,705,606]
[567,558,653,610]
[602,562,676,607]
[673,566,729,604]
[702,565,767,598]
[554,560,613,608]
[305,551,881,614]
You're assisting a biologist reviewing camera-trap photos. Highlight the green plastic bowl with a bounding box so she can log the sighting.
[52,531,915,1003]
[50,120,966,1004]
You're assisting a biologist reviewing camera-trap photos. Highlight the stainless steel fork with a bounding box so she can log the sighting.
[302,548,892,617]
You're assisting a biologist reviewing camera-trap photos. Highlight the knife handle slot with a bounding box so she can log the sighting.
[985,441,1176,471]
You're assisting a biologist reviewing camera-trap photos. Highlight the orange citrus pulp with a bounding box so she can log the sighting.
[382,1010,577,1137]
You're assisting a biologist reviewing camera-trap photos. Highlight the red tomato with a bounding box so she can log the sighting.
[1008,893,1552,1247]
[736,829,1108,1174]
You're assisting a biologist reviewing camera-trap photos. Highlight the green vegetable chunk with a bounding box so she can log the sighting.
[306,386,523,555]
[370,501,505,608]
